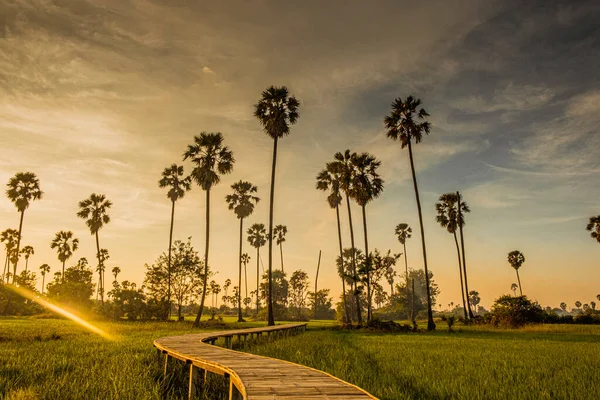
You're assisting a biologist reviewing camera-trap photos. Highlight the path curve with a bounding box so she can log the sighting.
[154,323,377,399]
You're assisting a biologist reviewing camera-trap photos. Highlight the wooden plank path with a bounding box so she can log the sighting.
[154,323,377,399]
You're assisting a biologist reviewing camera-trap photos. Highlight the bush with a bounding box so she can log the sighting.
[490,295,544,328]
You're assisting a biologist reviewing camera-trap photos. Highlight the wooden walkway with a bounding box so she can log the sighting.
[154,323,377,399]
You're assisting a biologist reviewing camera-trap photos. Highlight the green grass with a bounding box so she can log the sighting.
[2,317,598,400]
[247,323,600,400]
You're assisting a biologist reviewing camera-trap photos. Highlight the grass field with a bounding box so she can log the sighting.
[1,317,599,400]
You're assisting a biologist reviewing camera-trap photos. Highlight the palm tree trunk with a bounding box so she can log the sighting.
[12,210,25,284]
[167,200,175,320]
[95,231,103,304]
[2,254,8,283]
[404,243,411,320]
[62,260,66,284]
[279,242,284,273]
[244,261,248,316]
[256,247,260,316]
[335,205,350,323]
[25,258,29,272]
[345,194,362,324]
[457,192,474,319]
[267,137,278,326]
[361,205,372,322]
[42,274,45,294]
[237,218,244,322]
[407,140,435,331]
[516,270,523,296]
[194,188,211,327]
[453,231,468,320]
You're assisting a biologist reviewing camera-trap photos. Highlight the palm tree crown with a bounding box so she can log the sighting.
[316,162,344,209]
[349,152,384,207]
[508,250,525,270]
[247,224,268,248]
[586,215,600,243]
[159,164,192,202]
[20,245,34,259]
[435,193,470,234]
[332,150,356,194]
[77,194,112,234]
[183,132,234,190]
[384,95,431,147]
[50,231,79,263]
[6,172,43,212]
[39,264,50,275]
[254,86,300,139]
[226,181,260,219]
[273,225,287,246]
[395,223,412,244]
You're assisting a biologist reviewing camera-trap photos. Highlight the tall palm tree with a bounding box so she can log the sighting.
[97,248,110,298]
[435,193,469,319]
[507,250,525,296]
[1,229,19,284]
[396,223,414,321]
[159,164,192,317]
[20,245,34,272]
[586,216,600,243]
[226,180,260,322]
[112,266,121,282]
[254,85,300,326]
[456,191,474,319]
[349,152,383,322]
[241,253,250,313]
[77,193,111,304]
[316,161,351,323]
[184,132,235,326]
[50,231,79,283]
[511,283,518,296]
[6,172,43,283]
[333,150,362,324]
[385,96,435,331]
[247,223,267,316]
[39,263,50,294]
[273,225,287,273]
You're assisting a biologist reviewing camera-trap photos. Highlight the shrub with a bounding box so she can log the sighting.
[490,295,544,328]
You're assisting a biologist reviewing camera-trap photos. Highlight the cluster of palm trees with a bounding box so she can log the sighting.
[158,85,299,327]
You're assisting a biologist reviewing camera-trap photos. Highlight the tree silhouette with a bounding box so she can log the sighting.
[511,283,518,297]
[77,193,111,304]
[468,290,480,313]
[6,172,43,283]
[316,162,351,323]
[112,266,121,282]
[50,231,79,283]
[247,223,267,316]
[385,96,435,331]
[39,263,50,294]
[575,300,582,310]
[395,223,412,319]
[20,245,34,272]
[435,193,470,319]
[560,302,567,312]
[333,150,362,324]
[586,215,600,243]
[226,180,259,322]
[349,152,383,322]
[273,225,288,274]
[254,85,300,326]
[184,132,234,326]
[507,250,525,296]
[159,164,192,319]
[456,191,474,319]
[241,253,250,314]
[1,229,19,284]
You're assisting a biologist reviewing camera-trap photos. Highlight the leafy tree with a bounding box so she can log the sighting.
[316,161,351,322]
[184,132,234,326]
[395,223,412,316]
[97,248,110,299]
[591,301,596,311]
[507,250,525,296]
[107,280,146,320]
[259,269,289,321]
[1,229,19,284]
[226,180,259,322]
[435,193,469,319]
[309,289,334,319]
[273,225,288,274]
[50,231,79,283]
[560,302,567,312]
[254,85,300,326]
[349,152,384,322]
[77,193,111,304]
[368,249,399,311]
[289,269,310,319]
[247,223,267,315]
[39,263,50,294]
[46,258,95,312]
[20,245,34,272]
[159,164,192,318]
[6,172,43,283]
[490,295,543,328]
[332,150,362,323]
[385,96,435,331]
[575,301,582,310]
[586,215,600,243]
[384,262,397,297]
[391,269,439,320]
[468,290,481,313]
[511,283,518,296]
[144,239,204,321]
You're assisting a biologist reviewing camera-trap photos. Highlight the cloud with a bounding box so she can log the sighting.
[453,83,554,114]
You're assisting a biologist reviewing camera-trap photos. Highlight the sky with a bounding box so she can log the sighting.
[0,0,599,309]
